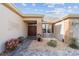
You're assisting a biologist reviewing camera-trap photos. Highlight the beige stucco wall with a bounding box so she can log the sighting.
[0,4,27,53]
[54,19,71,43]
[64,19,71,43]
[64,18,79,43]
[54,20,65,41]
[23,18,43,35]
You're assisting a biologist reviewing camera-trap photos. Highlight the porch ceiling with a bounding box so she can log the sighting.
[24,21,37,23]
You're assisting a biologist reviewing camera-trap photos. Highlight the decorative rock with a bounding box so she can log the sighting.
[5,39,79,56]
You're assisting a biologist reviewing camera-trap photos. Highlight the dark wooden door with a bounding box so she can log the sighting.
[28,26,36,36]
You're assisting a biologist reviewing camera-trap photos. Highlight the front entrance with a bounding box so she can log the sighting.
[28,26,36,36]
[28,22,37,36]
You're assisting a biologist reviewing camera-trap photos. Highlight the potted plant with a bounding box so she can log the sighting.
[37,34,42,42]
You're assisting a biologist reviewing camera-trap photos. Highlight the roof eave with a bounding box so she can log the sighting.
[2,3,44,18]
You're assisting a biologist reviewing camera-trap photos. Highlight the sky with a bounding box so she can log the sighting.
[13,3,79,20]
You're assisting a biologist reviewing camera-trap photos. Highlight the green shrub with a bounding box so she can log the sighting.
[18,36,25,40]
[47,40,57,47]
[18,36,25,43]
[69,37,79,49]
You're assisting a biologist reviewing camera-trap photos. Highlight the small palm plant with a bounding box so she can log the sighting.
[47,40,57,47]
[69,37,79,49]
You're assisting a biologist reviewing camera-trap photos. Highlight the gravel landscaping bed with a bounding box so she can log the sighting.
[10,49,79,56]
[1,38,79,56]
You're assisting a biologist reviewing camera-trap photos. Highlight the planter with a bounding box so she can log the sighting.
[37,38,42,41]
[37,34,42,42]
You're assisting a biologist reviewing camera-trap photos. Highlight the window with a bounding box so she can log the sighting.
[42,24,52,33]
